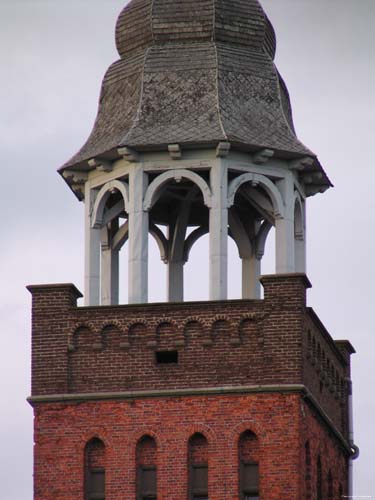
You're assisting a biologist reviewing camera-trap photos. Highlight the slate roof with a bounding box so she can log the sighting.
[60,0,331,191]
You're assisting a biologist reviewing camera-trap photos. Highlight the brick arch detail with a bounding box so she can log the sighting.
[154,317,180,332]
[131,428,163,453]
[79,430,111,450]
[185,423,217,447]
[228,421,263,452]
[182,316,210,328]
[100,320,124,333]
[68,322,100,350]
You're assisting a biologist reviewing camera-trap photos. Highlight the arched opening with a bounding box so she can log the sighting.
[260,226,276,277]
[136,435,157,500]
[188,433,209,500]
[148,229,167,303]
[147,175,209,302]
[97,187,127,305]
[328,469,333,499]
[305,441,311,500]
[184,232,209,301]
[85,438,105,500]
[317,455,322,500]
[294,194,305,272]
[228,235,242,299]
[238,430,259,500]
[230,178,276,299]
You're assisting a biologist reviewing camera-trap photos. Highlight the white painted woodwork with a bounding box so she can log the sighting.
[128,165,148,304]
[275,177,295,273]
[101,247,119,305]
[84,184,101,306]
[167,261,184,302]
[294,199,306,273]
[100,226,119,305]
[81,152,307,306]
[242,257,261,299]
[209,161,228,300]
[167,201,191,301]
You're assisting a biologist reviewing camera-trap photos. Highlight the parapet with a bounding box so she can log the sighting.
[28,274,353,437]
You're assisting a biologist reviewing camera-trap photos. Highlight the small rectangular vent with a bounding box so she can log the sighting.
[156,350,178,364]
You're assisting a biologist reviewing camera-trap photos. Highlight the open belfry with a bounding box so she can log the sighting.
[28,1,358,499]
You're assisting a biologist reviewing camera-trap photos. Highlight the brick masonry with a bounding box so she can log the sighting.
[28,274,354,499]
[32,394,347,500]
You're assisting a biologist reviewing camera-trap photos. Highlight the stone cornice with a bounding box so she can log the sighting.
[27,383,353,455]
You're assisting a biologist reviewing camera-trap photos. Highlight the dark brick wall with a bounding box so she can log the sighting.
[28,274,352,437]
[32,393,348,500]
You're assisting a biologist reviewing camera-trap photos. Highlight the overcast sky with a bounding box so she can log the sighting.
[0,1,374,498]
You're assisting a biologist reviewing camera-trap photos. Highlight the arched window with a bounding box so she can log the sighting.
[317,456,322,500]
[239,430,259,500]
[188,433,209,500]
[305,441,311,500]
[136,435,157,500]
[328,469,333,499]
[85,438,105,500]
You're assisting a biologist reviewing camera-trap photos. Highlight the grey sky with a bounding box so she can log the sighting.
[0,1,374,498]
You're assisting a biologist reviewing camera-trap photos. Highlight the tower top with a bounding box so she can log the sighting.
[60,0,331,196]
[115,0,276,58]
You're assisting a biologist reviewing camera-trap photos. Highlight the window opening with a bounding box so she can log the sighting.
[317,456,322,500]
[188,433,209,500]
[156,350,178,364]
[85,438,105,500]
[137,436,157,500]
[239,430,259,500]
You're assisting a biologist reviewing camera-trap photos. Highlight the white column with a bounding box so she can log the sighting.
[167,261,184,302]
[128,165,148,304]
[84,185,101,306]
[167,204,190,302]
[295,200,306,273]
[101,226,119,305]
[242,256,261,299]
[275,177,295,273]
[295,236,306,273]
[209,160,228,300]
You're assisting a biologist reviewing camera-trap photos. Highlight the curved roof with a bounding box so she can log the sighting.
[60,0,331,192]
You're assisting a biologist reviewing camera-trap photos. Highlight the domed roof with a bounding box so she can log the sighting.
[60,0,331,194]
[115,0,276,58]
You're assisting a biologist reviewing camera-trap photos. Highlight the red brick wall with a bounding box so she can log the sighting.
[301,402,348,499]
[302,312,349,433]
[32,393,347,500]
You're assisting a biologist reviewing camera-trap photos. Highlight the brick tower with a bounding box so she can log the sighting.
[28,1,358,499]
